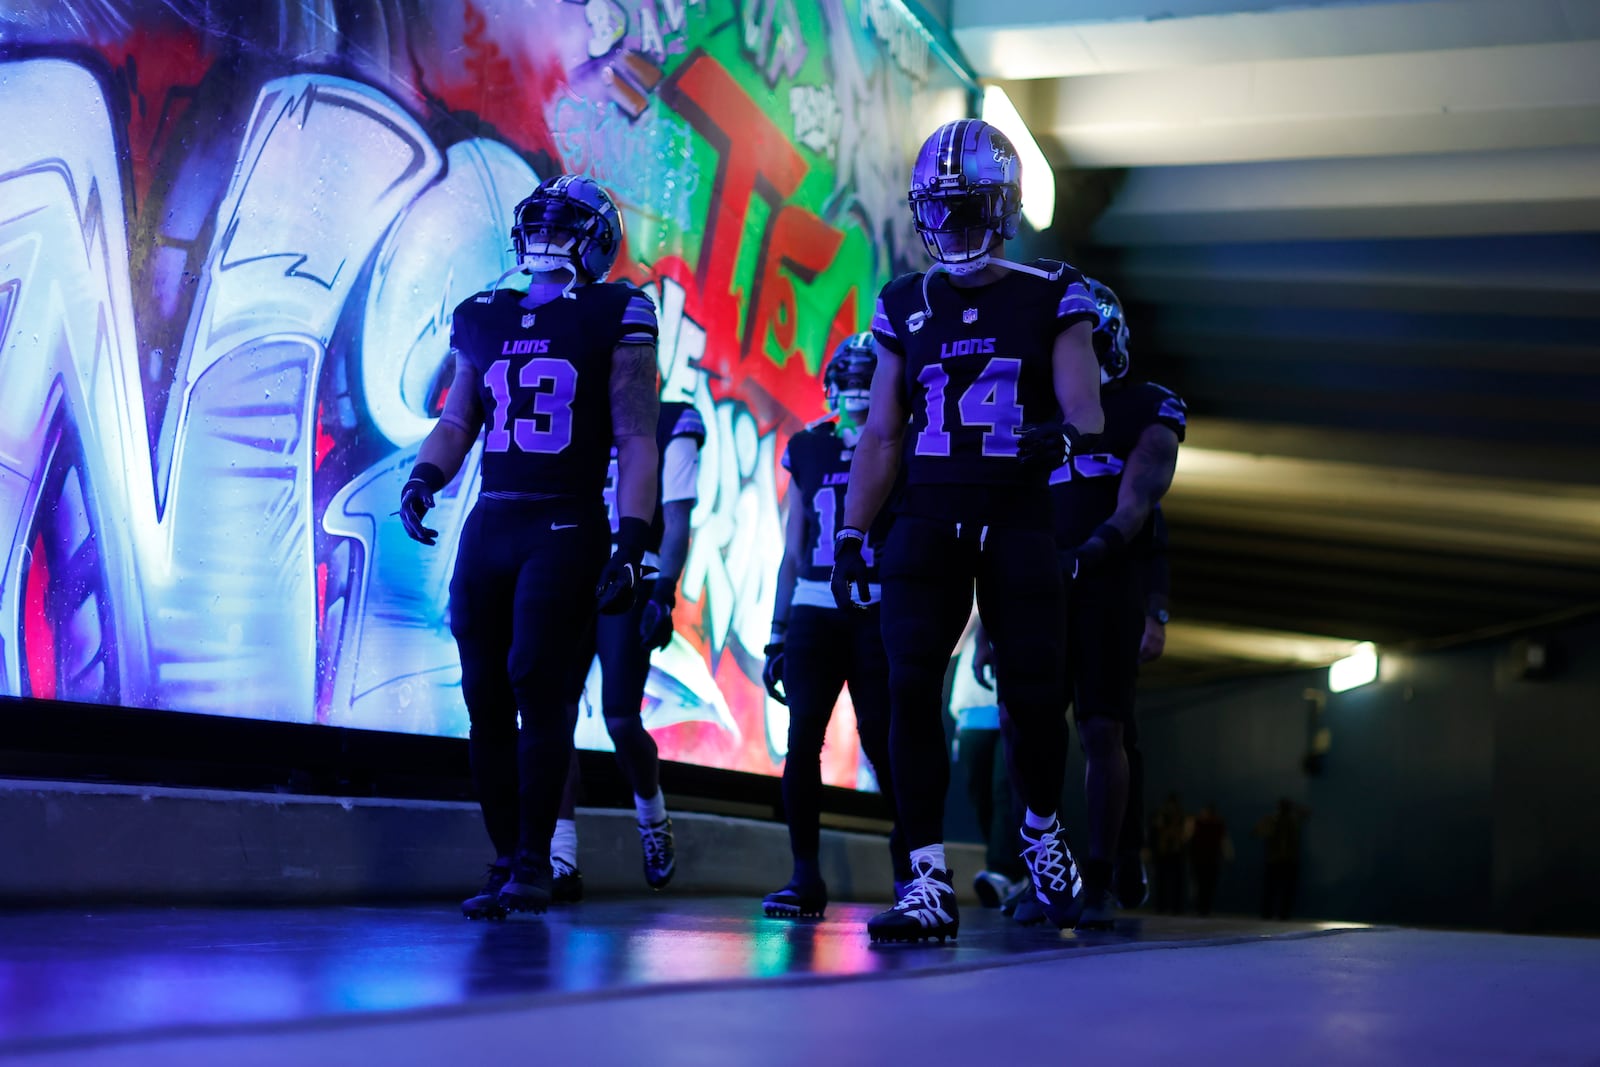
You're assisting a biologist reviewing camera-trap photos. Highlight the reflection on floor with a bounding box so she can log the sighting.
[0,899,1340,1046]
[2,899,1597,1066]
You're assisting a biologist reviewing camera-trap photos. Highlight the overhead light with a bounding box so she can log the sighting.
[1329,642,1379,694]
[981,86,1054,231]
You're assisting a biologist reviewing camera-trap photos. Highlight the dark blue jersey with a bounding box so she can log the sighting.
[450,282,656,500]
[782,421,889,584]
[1049,379,1186,548]
[871,261,1097,496]
[603,400,706,550]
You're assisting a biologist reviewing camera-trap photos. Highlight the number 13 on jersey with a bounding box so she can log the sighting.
[483,357,578,454]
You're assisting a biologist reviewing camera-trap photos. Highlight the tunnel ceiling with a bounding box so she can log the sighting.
[953,0,1600,684]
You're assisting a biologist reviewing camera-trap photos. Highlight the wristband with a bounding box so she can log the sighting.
[409,461,448,493]
[1062,424,1085,458]
[835,526,866,546]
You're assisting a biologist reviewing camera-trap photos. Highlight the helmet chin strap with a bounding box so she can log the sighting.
[521,256,582,299]
[915,252,1063,326]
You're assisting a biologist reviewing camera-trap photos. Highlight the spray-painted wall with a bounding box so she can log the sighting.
[0,1,969,785]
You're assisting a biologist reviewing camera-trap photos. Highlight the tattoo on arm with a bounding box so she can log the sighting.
[610,341,660,440]
[1110,425,1179,536]
[1127,427,1179,505]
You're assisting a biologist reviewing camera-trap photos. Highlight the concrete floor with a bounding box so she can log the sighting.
[1,899,1596,1065]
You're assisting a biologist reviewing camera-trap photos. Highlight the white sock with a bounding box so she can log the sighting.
[909,844,946,871]
[550,819,578,866]
[635,790,667,826]
[1024,808,1057,831]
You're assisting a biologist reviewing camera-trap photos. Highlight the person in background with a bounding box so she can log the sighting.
[1152,791,1191,914]
[548,393,706,902]
[760,333,908,918]
[1256,797,1311,919]
[1044,277,1185,930]
[1116,502,1170,910]
[1189,802,1232,916]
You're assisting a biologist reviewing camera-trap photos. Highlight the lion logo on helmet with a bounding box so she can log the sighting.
[988,129,1016,165]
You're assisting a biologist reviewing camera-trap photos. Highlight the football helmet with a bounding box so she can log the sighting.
[1085,277,1130,384]
[511,175,622,281]
[908,119,1022,273]
[824,332,876,417]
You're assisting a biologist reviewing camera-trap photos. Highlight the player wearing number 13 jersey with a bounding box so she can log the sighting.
[833,119,1106,943]
[397,175,660,920]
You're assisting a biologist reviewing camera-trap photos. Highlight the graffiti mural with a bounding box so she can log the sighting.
[0,0,968,786]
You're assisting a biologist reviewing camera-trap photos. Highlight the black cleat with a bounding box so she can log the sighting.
[1020,819,1086,930]
[551,856,584,904]
[1000,880,1030,917]
[1075,882,1119,931]
[462,861,511,921]
[497,851,553,915]
[867,857,958,944]
[763,878,828,919]
[973,869,1025,909]
[1113,858,1149,910]
[639,817,676,890]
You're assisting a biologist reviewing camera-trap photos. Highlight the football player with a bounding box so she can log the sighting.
[760,333,910,918]
[549,395,706,902]
[1049,278,1185,929]
[833,118,1106,943]
[399,175,660,919]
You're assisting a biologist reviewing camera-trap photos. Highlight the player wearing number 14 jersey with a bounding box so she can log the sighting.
[397,175,660,920]
[833,119,1106,942]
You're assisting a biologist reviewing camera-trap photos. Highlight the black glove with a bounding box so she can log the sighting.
[1062,522,1126,580]
[597,516,651,615]
[398,462,447,545]
[972,631,996,691]
[762,640,787,705]
[639,583,676,651]
[829,527,871,611]
[1016,421,1083,474]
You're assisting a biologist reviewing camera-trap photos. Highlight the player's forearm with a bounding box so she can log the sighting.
[770,550,799,633]
[1061,393,1105,438]
[841,428,901,531]
[1106,431,1178,539]
[653,500,693,587]
[1054,323,1106,436]
[415,422,478,485]
[613,434,659,522]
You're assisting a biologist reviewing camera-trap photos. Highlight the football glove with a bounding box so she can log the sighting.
[1016,421,1083,474]
[972,630,996,690]
[1063,522,1126,580]
[597,516,651,615]
[398,462,447,545]
[639,584,676,651]
[762,640,787,705]
[829,527,871,611]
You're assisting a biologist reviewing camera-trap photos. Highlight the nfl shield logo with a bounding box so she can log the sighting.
[521,313,536,328]
[963,307,979,324]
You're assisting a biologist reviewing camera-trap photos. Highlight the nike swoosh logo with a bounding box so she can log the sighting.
[551,523,578,531]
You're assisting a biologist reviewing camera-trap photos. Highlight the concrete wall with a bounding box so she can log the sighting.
[1130,616,1600,932]
[0,779,984,907]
